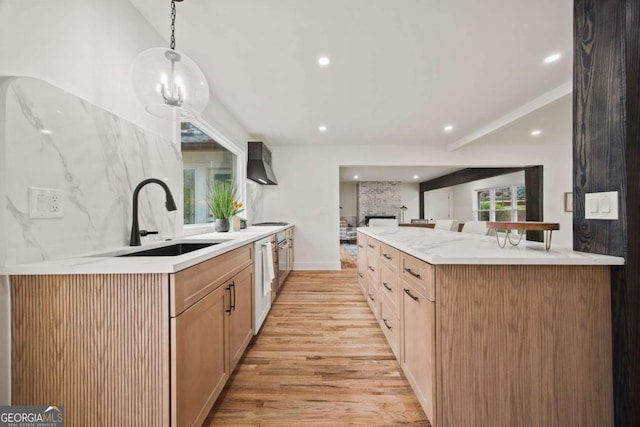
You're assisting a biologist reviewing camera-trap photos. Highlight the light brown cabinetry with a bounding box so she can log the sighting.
[356,232,368,296]
[11,242,256,427]
[228,265,254,372]
[359,233,614,427]
[171,282,229,427]
[401,278,436,425]
[287,226,294,272]
[365,236,380,319]
[171,248,254,427]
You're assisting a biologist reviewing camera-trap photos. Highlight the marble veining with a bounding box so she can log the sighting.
[360,226,625,265]
[245,179,263,224]
[4,77,182,265]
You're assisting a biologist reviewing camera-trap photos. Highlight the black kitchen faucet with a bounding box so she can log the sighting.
[130,178,177,246]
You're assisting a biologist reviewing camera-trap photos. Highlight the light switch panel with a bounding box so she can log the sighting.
[585,191,618,220]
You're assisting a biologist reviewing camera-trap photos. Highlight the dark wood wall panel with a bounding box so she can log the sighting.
[573,0,627,257]
[623,0,640,425]
[418,168,523,192]
[525,166,544,242]
[573,0,639,426]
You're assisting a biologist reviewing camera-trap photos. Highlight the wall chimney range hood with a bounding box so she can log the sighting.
[247,141,278,185]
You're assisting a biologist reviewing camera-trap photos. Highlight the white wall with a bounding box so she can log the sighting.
[451,171,525,221]
[0,78,8,405]
[339,181,357,222]
[0,0,253,404]
[400,183,420,223]
[263,125,572,269]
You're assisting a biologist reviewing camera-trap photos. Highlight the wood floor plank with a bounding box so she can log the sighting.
[204,270,429,426]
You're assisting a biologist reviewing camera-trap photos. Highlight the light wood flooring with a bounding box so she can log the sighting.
[340,244,358,269]
[205,270,429,426]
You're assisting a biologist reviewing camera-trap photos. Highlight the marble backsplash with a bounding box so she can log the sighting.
[245,179,263,225]
[3,77,183,265]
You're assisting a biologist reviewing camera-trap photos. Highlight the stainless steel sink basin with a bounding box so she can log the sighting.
[118,242,220,257]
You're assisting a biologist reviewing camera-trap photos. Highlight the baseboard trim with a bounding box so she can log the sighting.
[293,262,341,271]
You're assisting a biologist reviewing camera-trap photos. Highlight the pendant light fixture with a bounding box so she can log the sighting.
[132,0,209,120]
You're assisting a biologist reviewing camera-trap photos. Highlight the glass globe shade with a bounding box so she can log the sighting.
[131,47,210,120]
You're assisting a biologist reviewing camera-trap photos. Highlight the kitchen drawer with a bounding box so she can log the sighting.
[357,231,367,251]
[366,236,380,257]
[366,247,379,286]
[170,244,253,316]
[366,279,380,320]
[379,299,400,359]
[400,253,435,302]
[379,243,400,271]
[380,262,400,317]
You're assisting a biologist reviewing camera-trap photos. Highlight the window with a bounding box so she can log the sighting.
[475,185,526,222]
[181,122,238,225]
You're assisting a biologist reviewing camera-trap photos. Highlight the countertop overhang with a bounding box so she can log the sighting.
[2,225,292,275]
[358,226,625,266]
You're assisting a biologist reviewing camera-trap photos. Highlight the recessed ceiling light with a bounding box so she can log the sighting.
[444,125,454,132]
[354,175,359,180]
[40,129,52,135]
[543,53,561,64]
[531,129,542,136]
[413,175,419,179]
[317,56,331,67]
[318,125,327,132]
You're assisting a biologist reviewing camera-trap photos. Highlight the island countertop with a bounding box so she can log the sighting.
[2,225,292,275]
[358,226,624,265]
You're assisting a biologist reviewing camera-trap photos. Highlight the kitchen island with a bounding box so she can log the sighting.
[4,225,292,427]
[357,226,623,427]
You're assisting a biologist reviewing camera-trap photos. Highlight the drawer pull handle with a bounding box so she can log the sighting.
[358,244,364,248]
[368,294,375,302]
[382,253,392,260]
[404,288,419,301]
[404,267,421,279]
[230,281,236,312]
[383,318,392,330]
[368,266,375,272]
[368,244,375,248]
[358,273,364,278]
[383,282,392,291]
[225,285,233,313]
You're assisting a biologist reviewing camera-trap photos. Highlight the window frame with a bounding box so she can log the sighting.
[180,118,247,233]
[474,184,525,223]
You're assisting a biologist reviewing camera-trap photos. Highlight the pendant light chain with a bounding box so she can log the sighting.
[170,0,177,50]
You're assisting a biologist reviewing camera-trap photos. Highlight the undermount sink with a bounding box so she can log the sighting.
[118,242,221,257]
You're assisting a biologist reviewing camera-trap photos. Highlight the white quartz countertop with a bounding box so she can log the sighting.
[2,225,292,275]
[359,226,625,265]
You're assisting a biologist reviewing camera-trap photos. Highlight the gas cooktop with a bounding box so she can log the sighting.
[253,222,289,226]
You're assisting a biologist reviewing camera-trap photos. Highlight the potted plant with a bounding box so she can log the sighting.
[207,181,244,232]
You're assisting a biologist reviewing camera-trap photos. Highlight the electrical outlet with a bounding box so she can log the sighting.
[29,187,64,219]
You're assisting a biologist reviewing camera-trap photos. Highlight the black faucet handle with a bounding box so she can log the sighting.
[139,230,159,237]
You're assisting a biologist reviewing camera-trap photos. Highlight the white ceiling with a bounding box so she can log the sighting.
[339,92,572,182]
[340,165,460,184]
[129,0,573,149]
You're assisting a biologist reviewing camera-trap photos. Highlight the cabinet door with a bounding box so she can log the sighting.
[401,280,436,426]
[357,234,368,296]
[287,228,294,268]
[366,278,380,320]
[171,283,229,427]
[229,265,254,372]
